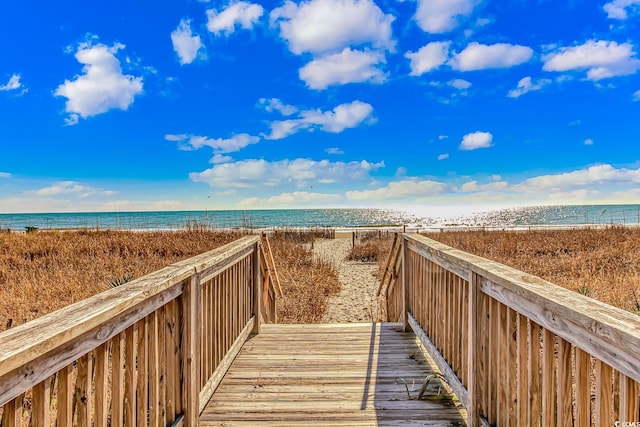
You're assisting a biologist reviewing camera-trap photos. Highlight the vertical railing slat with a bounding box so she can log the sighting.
[184,273,201,426]
[507,308,518,426]
[575,347,590,426]
[3,393,24,427]
[76,352,93,427]
[620,373,640,422]
[166,299,177,422]
[541,328,555,427]
[497,303,508,426]
[528,322,542,427]
[517,314,528,427]
[95,342,110,427]
[149,310,160,426]
[136,317,148,427]
[596,360,613,425]
[557,338,572,426]
[57,365,73,426]
[467,272,479,427]
[124,325,137,426]
[159,305,167,426]
[32,378,51,427]
[112,332,125,427]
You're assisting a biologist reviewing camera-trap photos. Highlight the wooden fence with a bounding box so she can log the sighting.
[379,233,640,426]
[0,235,279,426]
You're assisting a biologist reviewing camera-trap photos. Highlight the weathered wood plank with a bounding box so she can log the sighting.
[596,360,613,425]
[0,236,259,397]
[575,347,590,427]
[199,317,255,413]
[57,365,73,426]
[95,342,110,427]
[2,393,23,427]
[405,233,640,385]
[202,323,466,426]
[32,378,50,427]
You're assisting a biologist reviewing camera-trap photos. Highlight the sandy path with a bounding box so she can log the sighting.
[313,237,379,323]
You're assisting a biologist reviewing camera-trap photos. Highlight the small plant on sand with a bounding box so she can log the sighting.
[396,373,455,401]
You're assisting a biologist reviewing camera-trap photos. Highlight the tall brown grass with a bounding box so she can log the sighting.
[269,235,340,323]
[0,229,247,331]
[0,229,339,332]
[422,227,640,313]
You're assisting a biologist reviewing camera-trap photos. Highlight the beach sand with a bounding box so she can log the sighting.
[313,235,380,323]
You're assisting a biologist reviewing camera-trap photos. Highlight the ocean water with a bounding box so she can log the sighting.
[0,205,639,231]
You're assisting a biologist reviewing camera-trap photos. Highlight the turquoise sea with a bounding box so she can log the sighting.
[1,205,640,231]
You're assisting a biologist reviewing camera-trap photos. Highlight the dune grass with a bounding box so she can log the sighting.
[3,226,639,333]
[0,229,339,331]
[422,226,640,313]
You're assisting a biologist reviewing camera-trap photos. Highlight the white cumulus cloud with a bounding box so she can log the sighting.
[34,181,117,198]
[0,172,11,178]
[437,153,449,160]
[54,41,143,122]
[207,1,264,35]
[450,43,533,71]
[449,79,472,89]
[584,138,594,145]
[405,41,451,76]
[166,133,259,160]
[326,147,344,155]
[238,191,342,207]
[634,89,640,101]
[190,158,384,189]
[299,48,386,89]
[414,0,480,33]
[0,74,24,92]
[460,131,493,150]
[507,76,551,98]
[543,40,640,80]
[264,100,375,140]
[171,19,204,65]
[270,0,394,55]
[516,164,640,191]
[346,179,447,201]
[461,180,509,192]
[603,0,640,19]
[259,98,298,116]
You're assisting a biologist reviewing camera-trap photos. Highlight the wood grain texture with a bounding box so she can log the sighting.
[404,233,640,384]
[200,323,467,426]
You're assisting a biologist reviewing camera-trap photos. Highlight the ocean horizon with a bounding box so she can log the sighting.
[1,204,640,231]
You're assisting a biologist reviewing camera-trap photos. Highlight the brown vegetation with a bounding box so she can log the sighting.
[0,229,339,332]
[269,235,340,323]
[422,226,640,313]
[347,231,394,265]
[0,229,246,331]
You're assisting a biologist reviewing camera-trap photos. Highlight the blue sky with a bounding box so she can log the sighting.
[1,0,640,214]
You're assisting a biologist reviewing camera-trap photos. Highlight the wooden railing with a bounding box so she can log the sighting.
[379,233,640,426]
[0,235,279,426]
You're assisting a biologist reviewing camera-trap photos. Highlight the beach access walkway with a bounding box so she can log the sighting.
[1,233,640,426]
[200,322,465,426]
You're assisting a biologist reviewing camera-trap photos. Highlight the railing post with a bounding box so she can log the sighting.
[401,234,409,331]
[252,242,262,334]
[183,273,201,426]
[467,272,480,426]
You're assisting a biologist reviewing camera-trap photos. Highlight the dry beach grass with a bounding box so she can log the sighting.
[0,229,339,332]
[1,226,639,334]
[423,226,640,313]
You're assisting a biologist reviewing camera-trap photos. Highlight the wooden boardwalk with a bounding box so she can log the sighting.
[200,323,466,426]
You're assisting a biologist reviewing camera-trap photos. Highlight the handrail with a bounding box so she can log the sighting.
[0,235,278,427]
[381,233,640,426]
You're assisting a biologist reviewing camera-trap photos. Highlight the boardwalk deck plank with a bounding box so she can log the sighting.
[200,323,467,426]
